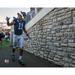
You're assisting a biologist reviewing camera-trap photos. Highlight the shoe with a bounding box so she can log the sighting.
[11,55,15,62]
[18,59,25,66]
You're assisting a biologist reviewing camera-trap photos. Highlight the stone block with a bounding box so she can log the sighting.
[68,43,75,47]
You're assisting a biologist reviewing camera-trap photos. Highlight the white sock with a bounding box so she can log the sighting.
[19,56,22,60]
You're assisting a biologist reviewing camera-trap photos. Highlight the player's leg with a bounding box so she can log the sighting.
[10,32,13,47]
[12,34,16,54]
[19,36,24,60]
[12,34,17,61]
[18,35,25,65]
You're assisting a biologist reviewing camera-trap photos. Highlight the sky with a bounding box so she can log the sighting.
[0,8,30,22]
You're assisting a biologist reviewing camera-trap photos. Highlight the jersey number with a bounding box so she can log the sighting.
[18,23,23,29]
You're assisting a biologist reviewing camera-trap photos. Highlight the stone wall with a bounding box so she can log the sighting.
[25,8,75,67]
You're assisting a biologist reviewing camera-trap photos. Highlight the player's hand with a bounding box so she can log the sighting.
[6,17,10,21]
[28,36,31,40]
[24,37,28,40]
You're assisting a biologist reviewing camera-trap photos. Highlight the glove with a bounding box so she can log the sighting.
[6,17,10,21]
[28,36,31,39]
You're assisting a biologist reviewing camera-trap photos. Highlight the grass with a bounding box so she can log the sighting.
[0,39,10,48]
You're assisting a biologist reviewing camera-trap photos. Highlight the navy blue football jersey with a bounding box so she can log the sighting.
[13,18,25,35]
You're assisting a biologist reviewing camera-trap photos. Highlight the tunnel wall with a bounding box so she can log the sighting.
[25,8,75,67]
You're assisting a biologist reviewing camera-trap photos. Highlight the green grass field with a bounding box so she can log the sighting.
[0,39,10,48]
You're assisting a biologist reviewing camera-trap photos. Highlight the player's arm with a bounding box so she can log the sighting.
[6,17,14,26]
[24,28,29,36]
[24,28,31,39]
